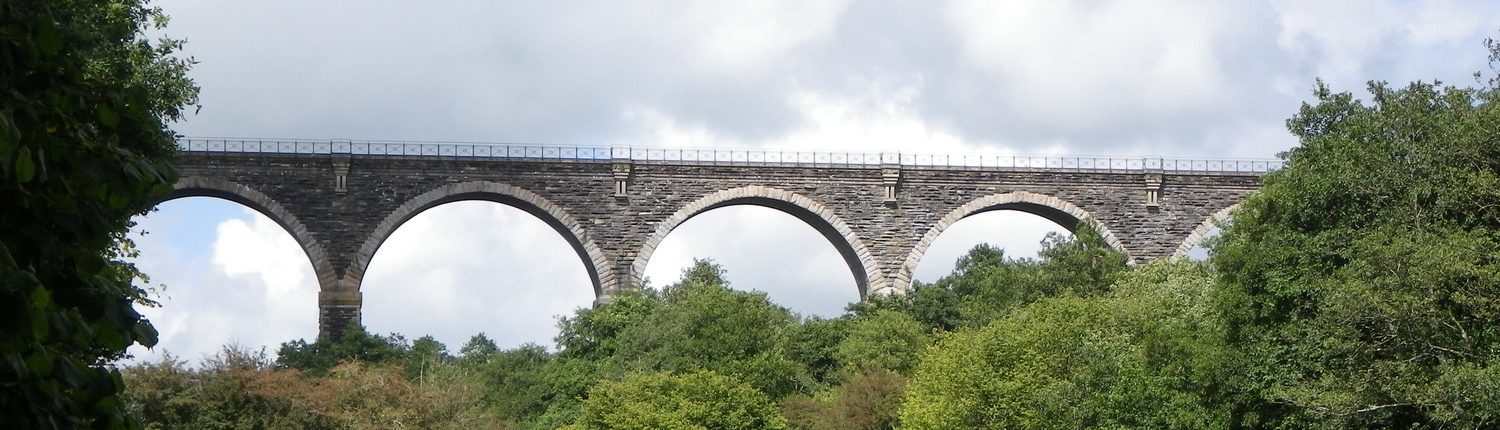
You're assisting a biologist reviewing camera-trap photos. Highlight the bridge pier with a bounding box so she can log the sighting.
[316,278,363,341]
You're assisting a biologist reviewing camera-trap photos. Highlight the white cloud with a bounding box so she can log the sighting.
[643,206,859,318]
[360,201,595,350]
[944,1,1249,122]
[1271,0,1497,87]
[913,210,1068,282]
[624,80,992,154]
[128,204,318,364]
[684,1,851,75]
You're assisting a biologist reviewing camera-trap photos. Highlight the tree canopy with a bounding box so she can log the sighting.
[901,262,1230,429]
[1,0,197,427]
[565,370,787,430]
[1213,69,1500,427]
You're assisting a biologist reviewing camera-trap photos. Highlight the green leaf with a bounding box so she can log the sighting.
[33,19,62,55]
[131,322,158,348]
[29,286,53,308]
[0,111,16,156]
[108,191,128,209]
[57,359,86,388]
[26,351,54,375]
[15,146,34,182]
[97,104,118,127]
[94,322,125,350]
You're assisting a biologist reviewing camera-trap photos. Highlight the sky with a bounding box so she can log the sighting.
[126,0,1499,362]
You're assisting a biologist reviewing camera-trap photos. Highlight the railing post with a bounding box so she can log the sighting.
[881,152,901,206]
[611,145,632,198]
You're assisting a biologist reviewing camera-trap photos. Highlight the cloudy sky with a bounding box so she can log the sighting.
[126,0,1498,362]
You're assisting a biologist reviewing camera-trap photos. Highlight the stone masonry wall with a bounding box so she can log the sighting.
[172,152,1261,339]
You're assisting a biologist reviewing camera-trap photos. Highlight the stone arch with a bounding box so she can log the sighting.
[897,191,1127,290]
[1172,203,1239,259]
[351,181,615,297]
[632,185,888,297]
[164,176,339,290]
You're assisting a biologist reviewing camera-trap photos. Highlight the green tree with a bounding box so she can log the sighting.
[870,224,1129,332]
[475,344,554,425]
[555,289,661,361]
[1,0,198,427]
[564,370,787,430]
[1213,58,1500,427]
[536,289,665,427]
[782,368,907,430]
[275,324,409,375]
[785,316,849,387]
[404,335,451,381]
[613,260,805,398]
[900,262,1230,429]
[834,310,928,375]
[458,332,501,365]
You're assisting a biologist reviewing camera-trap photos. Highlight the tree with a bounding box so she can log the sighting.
[834,310,928,375]
[612,260,805,398]
[555,289,661,362]
[457,332,501,368]
[870,224,1128,332]
[782,368,907,430]
[275,324,409,375]
[1213,61,1500,426]
[404,335,452,381]
[537,289,664,426]
[564,370,787,430]
[900,262,1230,429]
[474,344,554,425]
[785,316,849,387]
[1,0,198,427]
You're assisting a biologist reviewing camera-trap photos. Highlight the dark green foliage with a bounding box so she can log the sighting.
[536,290,664,426]
[458,332,500,364]
[274,324,409,375]
[901,262,1230,429]
[857,224,1128,332]
[564,370,787,430]
[474,344,554,424]
[1,0,198,427]
[404,335,452,381]
[1214,72,1500,427]
[785,316,849,386]
[612,260,805,398]
[834,310,928,375]
[555,289,661,361]
[478,260,810,427]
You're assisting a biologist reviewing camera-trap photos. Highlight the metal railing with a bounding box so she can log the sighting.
[176,138,1283,174]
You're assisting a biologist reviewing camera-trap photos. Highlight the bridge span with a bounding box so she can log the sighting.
[167,138,1272,338]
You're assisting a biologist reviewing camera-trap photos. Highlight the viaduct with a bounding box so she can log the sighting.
[168,138,1274,339]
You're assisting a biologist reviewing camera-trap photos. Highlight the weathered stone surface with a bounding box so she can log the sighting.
[169,152,1261,339]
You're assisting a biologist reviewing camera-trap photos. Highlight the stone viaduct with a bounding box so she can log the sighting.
[166,138,1273,339]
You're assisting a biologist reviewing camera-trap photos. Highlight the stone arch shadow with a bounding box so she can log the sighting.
[163,176,339,290]
[1172,203,1239,259]
[351,181,615,297]
[631,185,889,298]
[897,191,1127,290]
